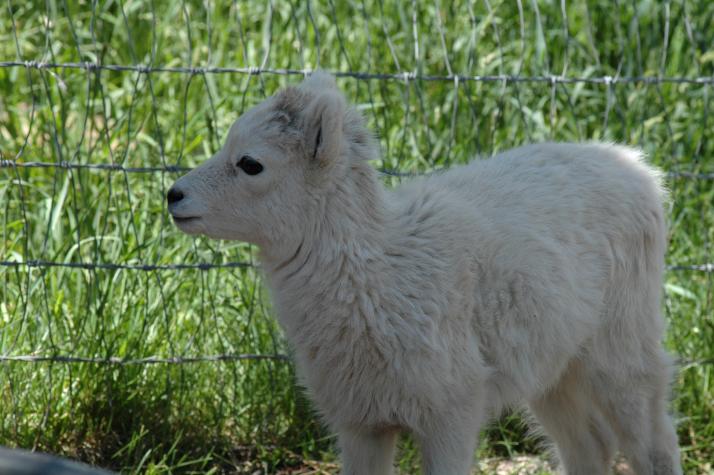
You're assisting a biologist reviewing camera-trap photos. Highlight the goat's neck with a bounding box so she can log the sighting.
[261,166,393,338]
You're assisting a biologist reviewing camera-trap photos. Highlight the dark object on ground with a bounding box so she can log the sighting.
[0,447,115,475]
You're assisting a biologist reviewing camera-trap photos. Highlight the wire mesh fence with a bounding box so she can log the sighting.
[1,0,713,472]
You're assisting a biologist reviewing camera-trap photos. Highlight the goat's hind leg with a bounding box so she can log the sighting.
[649,407,681,474]
[589,349,682,475]
[528,360,616,475]
[648,369,682,475]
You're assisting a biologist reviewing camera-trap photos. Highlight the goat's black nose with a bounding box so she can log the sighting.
[167,187,184,204]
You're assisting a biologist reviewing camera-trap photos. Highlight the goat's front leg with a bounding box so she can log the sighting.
[338,428,398,475]
[417,408,483,475]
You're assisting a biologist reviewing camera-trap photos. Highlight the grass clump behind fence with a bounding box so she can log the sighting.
[1,1,713,473]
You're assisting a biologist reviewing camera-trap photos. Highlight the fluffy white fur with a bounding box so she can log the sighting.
[168,72,681,475]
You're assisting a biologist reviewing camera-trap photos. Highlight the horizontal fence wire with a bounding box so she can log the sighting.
[0,259,251,271]
[2,159,714,181]
[0,354,289,364]
[0,353,709,367]
[1,61,714,85]
[1,260,712,273]
[0,160,192,173]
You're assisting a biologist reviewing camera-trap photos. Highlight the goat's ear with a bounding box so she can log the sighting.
[300,70,339,93]
[272,87,304,126]
[302,91,344,167]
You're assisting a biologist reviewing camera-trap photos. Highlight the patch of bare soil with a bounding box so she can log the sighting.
[241,455,636,474]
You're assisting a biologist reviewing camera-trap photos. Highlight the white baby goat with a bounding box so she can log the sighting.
[168,72,681,475]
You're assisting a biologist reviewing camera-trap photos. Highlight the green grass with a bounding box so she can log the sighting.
[1,1,713,473]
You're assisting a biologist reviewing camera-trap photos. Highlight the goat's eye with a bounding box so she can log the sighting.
[237,156,263,175]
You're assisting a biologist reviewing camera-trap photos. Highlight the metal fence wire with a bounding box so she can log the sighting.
[0,0,713,470]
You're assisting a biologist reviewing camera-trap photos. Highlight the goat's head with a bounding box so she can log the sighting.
[168,72,372,249]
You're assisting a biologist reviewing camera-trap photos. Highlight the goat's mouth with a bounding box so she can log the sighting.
[172,215,200,224]
[171,215,202,233]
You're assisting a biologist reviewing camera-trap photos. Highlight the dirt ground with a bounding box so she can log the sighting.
[266,456,552,474]
[266,455,638,474]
